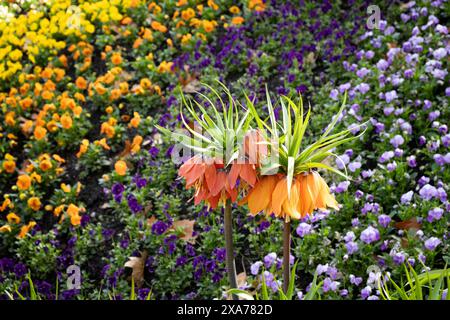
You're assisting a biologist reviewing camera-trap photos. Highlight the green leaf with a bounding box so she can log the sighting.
[280,98,291,148]
[193,95,225,132]
[298,125,367,165]
[297,162,350,180]
[261,271,269,300]
[14,285,26,300]
[227,289,255,300]
[190,98,224,137]
[130,277,136,300]
[180,106,215,145]
[304,151,333,164]
[286,261,298,299]
[403,264,416,299]
[244,92,271,134]
[260,161,281,176]
[321,91,347,139]
[197,83,226,130]
[378,275,391,300]
[55,274,59,300]
[4,290,14,300]
[277,286,288,300]
[408,264,423,300]
[265,85,278,139]
[417,269,448,285]
[27,272,39,300]
[447,270,450,300]
[303,272,322,300]
[429,268,444,300]
[388,274,409,300]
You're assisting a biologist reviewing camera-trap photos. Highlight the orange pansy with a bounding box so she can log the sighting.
[115,160,127,176]
[75,76,87,89]
[231,17,245,25]
[17,174,32,190]
[0,225,12,233]
[7,213,21,224]
[17,221,36,239]
[111,53,122,65]
[60,114,73,129]
[39,159,53,171]
[27,197,41,211]
[129,112,141,128]
[34,126,47,140]
[3,160,16,173]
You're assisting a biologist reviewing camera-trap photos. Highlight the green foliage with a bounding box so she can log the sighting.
[379,264,449,300]
[228,263,323,300]
[156,82,253,164]
[246,87,367,193]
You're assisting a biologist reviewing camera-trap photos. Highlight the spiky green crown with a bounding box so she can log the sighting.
[155,81,254,166]
[246,87,368,194]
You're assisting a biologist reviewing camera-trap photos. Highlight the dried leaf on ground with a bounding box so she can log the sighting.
[171,219,197,244]
[182,79,201,93]
[124,250,148,288]
[146,216,157,227]
[394,217,421,231]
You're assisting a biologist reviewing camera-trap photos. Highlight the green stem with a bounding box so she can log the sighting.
[224,200,238,300]
[283,220,291,294]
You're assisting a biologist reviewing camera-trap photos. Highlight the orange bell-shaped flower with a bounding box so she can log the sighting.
[241,171,339,221]
[178,154,258,209]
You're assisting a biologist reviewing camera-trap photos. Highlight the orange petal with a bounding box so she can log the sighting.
[178,161,194,177]
[271,177,289,217]
[239,164,257,187]
[282,178,301,220]
[194,184,208,205]
[178,155,201,177]
[297,175,311,217]
[228,188,238,203]
[304,173,318,213]
[248,175,277,215]
[204,164,217,191]
[209,171,226,196]
[207,194,220,209]
[326,195,339,210]
[308,173,321,202]
[228,163,240,189]
[224,173,234,196]
[184,163,206,187]
[315,173,339,211]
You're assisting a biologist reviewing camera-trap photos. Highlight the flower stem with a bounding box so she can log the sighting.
[283,220,291,294]
[224,199,238,300]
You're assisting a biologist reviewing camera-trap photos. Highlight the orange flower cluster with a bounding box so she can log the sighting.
[53,203,83,226]
[176,129,269,209]
[151,21,168,33]
[241,171,339,221]
[178,155,257,209]
[249,0,266,12]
